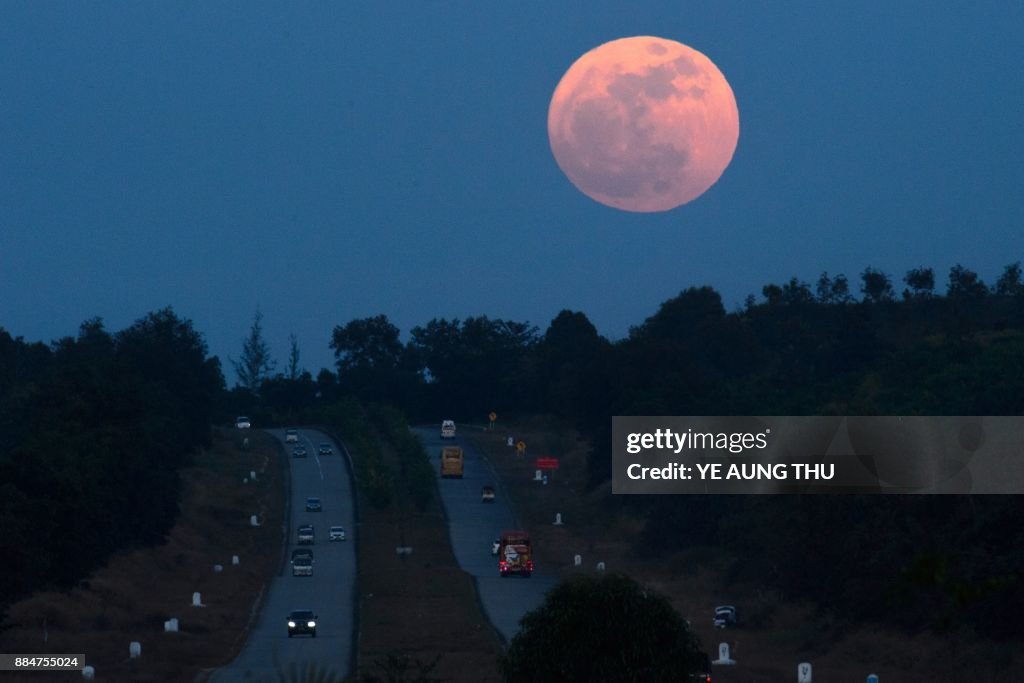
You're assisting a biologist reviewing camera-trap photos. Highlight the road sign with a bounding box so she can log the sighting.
[867,676,879,683]
[536,457,559,470]
[489,411,497,422]
[516,440,526,454]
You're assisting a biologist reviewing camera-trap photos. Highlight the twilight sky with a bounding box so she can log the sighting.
[2,2,1022,377]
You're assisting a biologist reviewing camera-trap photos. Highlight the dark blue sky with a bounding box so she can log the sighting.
[3,2,1022,376]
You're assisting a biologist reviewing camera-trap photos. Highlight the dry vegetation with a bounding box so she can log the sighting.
[468,416,1022,683]
[352,430,503,683]
[0,428,285,682]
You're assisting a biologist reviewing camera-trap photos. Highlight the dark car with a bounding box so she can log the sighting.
[287,609,317,637]
[291,548,314,563]
[292,445,308,458]
[714,605,737,628]
[305,497,322,512]
[318,443,333,456]
[689,651,712,681]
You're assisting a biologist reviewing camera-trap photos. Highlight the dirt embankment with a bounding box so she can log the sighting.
[349,427,503,683]
[0,428,285,683]
[468,417,1022,683]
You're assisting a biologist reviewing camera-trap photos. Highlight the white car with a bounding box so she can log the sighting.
[285,428,299,443]
[329,526,347,542]
[235,416,252,429]
[441,419,456,439]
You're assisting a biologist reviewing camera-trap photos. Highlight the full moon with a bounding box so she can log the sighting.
[548,36,739,212]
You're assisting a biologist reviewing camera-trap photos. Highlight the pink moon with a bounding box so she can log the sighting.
[548,36,739,212]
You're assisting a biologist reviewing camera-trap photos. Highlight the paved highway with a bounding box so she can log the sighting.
[414,427,559,643]
[210,429,356,682]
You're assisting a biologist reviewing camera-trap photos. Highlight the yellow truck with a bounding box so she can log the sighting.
[440,446,464,478]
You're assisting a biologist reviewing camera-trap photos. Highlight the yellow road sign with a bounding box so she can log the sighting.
[489,411,497,422]
[516,440,526,454]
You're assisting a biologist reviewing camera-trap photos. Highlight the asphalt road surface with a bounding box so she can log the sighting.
[210,429,356,682]
[414,427,559,643]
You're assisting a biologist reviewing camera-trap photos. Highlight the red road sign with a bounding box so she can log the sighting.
[536,457,559,470]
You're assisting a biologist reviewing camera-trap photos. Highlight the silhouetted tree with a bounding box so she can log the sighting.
[537,310,608,416]
[408,316,538,417]
[762,283,784,306]
[0,309,223,616]
[331,315,403,373]
[994,262,1023,296]
[116,307,224,452]
[782,277,815,305]
[860,267,895,303]
[330,315,416,403]
[903,267,936,300]
[232,308,275,392]
[287,333,301,380]
[499,573,706,682]
[830,273,853,303]
[630,286,725,338]
[817,272,852,304]
[947,264,987,300]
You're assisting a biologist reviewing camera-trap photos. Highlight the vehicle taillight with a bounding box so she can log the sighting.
[499,561,507,568]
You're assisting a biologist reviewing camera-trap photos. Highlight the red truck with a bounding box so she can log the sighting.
[498,530,533,578]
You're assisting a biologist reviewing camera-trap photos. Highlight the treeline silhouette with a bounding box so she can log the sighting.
[249,262,1018,638]
[0,309,223,615]
[3,263,1022,638]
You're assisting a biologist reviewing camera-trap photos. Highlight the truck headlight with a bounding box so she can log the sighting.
[288,621,296,628]
[307,621,316,628]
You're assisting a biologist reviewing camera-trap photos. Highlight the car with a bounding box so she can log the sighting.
[297,524,315,544]
[440,419,456,439]
[292,556,313,577]
[287,609,317,637]
[714,605,738,629]
[491,538,500,556]
[481,484,495,503]
[292,445,308,458]
[318,443,333,456]
[329,525,347,542]
[305,497,322,512]
[291,548,314,563]
[235,416,251,429]
[688,652,712,681]
[285,428,299,443]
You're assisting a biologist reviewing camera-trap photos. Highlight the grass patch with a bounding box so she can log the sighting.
[337,407,503,683]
